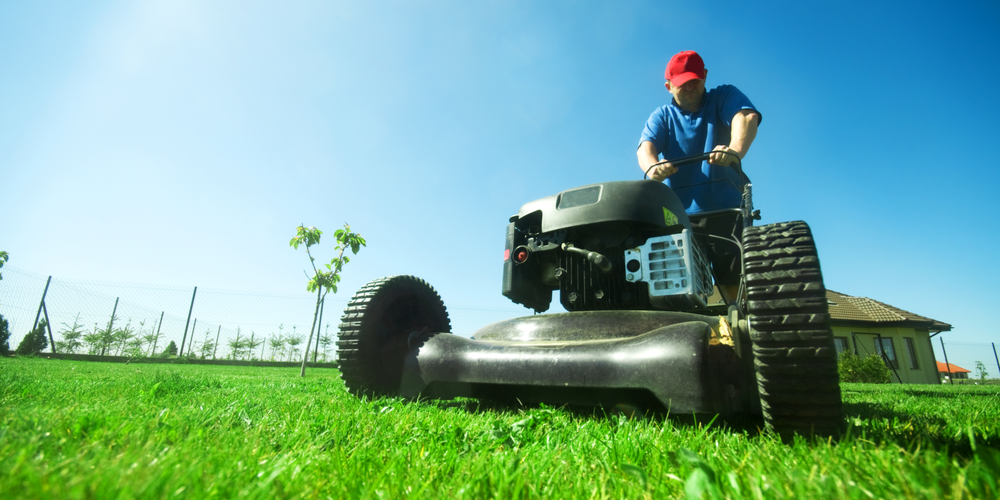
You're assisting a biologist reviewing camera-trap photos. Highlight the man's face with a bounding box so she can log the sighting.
[666,77,706,111]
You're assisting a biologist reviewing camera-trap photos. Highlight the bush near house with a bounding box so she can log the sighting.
[838,351,891,383]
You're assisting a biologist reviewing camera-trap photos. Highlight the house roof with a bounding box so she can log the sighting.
[826,290,952,331]
[936,361,970,373]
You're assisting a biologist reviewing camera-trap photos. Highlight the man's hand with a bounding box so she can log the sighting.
[708,145,741,167]
[646,160,677,181]
[637,141,677,181]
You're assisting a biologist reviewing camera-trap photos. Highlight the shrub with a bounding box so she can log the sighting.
[162,341,178,357]
[838,351,891,383]
[16,320,49,355]
[0,314,10,355]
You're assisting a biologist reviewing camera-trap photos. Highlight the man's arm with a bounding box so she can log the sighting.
[637,141,676,181]
[708,109,760,166]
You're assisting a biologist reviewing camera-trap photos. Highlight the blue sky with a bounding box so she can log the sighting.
[2,1,999,370]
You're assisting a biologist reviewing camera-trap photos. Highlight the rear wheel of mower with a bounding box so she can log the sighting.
[742,221,843,439]
[336,275,451,397]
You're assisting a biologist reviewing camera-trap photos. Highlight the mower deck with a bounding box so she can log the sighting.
[400,311,747,414]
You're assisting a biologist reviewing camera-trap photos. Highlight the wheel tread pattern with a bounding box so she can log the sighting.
[336,275,450,397]
[743,221,843,439]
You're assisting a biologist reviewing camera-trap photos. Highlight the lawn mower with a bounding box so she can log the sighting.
[336,152,843,438]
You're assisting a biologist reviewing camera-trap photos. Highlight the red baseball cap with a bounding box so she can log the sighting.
[665,50,706,86]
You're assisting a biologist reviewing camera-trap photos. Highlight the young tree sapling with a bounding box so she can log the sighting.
[290,223,366,377]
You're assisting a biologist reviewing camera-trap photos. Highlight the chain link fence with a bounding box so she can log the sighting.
[933,339,1000,384]
[4,265,998,384]
[0,265,529,362]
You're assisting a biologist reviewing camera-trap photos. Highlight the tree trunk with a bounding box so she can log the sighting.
[300,287,323,377]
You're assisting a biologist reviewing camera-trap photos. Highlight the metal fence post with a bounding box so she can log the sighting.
[103,298,119,356]
[213,325,221,360]
[940,338,953,385]
[993,343,999,380]
[188,318,197,357]
[179,287,197,357]
[42,302,56,353]
[151,311,164,356]
[32,276,52,330]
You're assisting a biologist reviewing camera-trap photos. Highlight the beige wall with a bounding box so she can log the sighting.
[831,325,940,385]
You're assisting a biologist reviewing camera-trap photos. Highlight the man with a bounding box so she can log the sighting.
[636,50,761,302]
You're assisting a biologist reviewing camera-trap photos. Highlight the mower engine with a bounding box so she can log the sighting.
[502,180,714,313]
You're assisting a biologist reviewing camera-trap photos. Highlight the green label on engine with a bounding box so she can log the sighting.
[662,207,678,226]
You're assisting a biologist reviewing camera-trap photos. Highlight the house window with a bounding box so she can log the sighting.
[833,337,849,357]
[874,337,899,369]
[904,337,919,369]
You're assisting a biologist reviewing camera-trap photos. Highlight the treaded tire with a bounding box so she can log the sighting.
[336,275,451,397]
[743,221,843,439]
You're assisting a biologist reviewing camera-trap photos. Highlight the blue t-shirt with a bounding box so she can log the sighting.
[639,84,761,213]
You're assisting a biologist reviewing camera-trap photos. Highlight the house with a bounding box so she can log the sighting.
[936,361,971,381]
[827,290,951,384]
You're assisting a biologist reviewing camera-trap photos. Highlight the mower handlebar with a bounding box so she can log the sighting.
[643,150,746,186]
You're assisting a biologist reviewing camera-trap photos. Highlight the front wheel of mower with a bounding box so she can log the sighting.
[742,221,844,439]
[336,275,451,397]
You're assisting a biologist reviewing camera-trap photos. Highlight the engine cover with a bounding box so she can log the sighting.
[624,230,714,310]
[503,180,712,313]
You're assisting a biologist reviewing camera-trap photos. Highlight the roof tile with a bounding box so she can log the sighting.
[936,361,970,373]
[826,290,951,331]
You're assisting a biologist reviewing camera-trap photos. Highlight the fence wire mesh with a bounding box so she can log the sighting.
[3,266,997,382]
[933,340,1000,383]
[0,266,529,362]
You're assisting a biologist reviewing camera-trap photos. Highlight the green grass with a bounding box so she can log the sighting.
[1,357,999,499]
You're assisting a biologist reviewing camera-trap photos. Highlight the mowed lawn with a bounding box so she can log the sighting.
[1,358,999,499]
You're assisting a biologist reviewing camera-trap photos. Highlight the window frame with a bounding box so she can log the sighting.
[904,337,919,370]
[873,337,899,370]
[833,336,849,358]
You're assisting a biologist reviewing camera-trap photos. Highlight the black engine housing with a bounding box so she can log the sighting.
[502,180,694,313]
